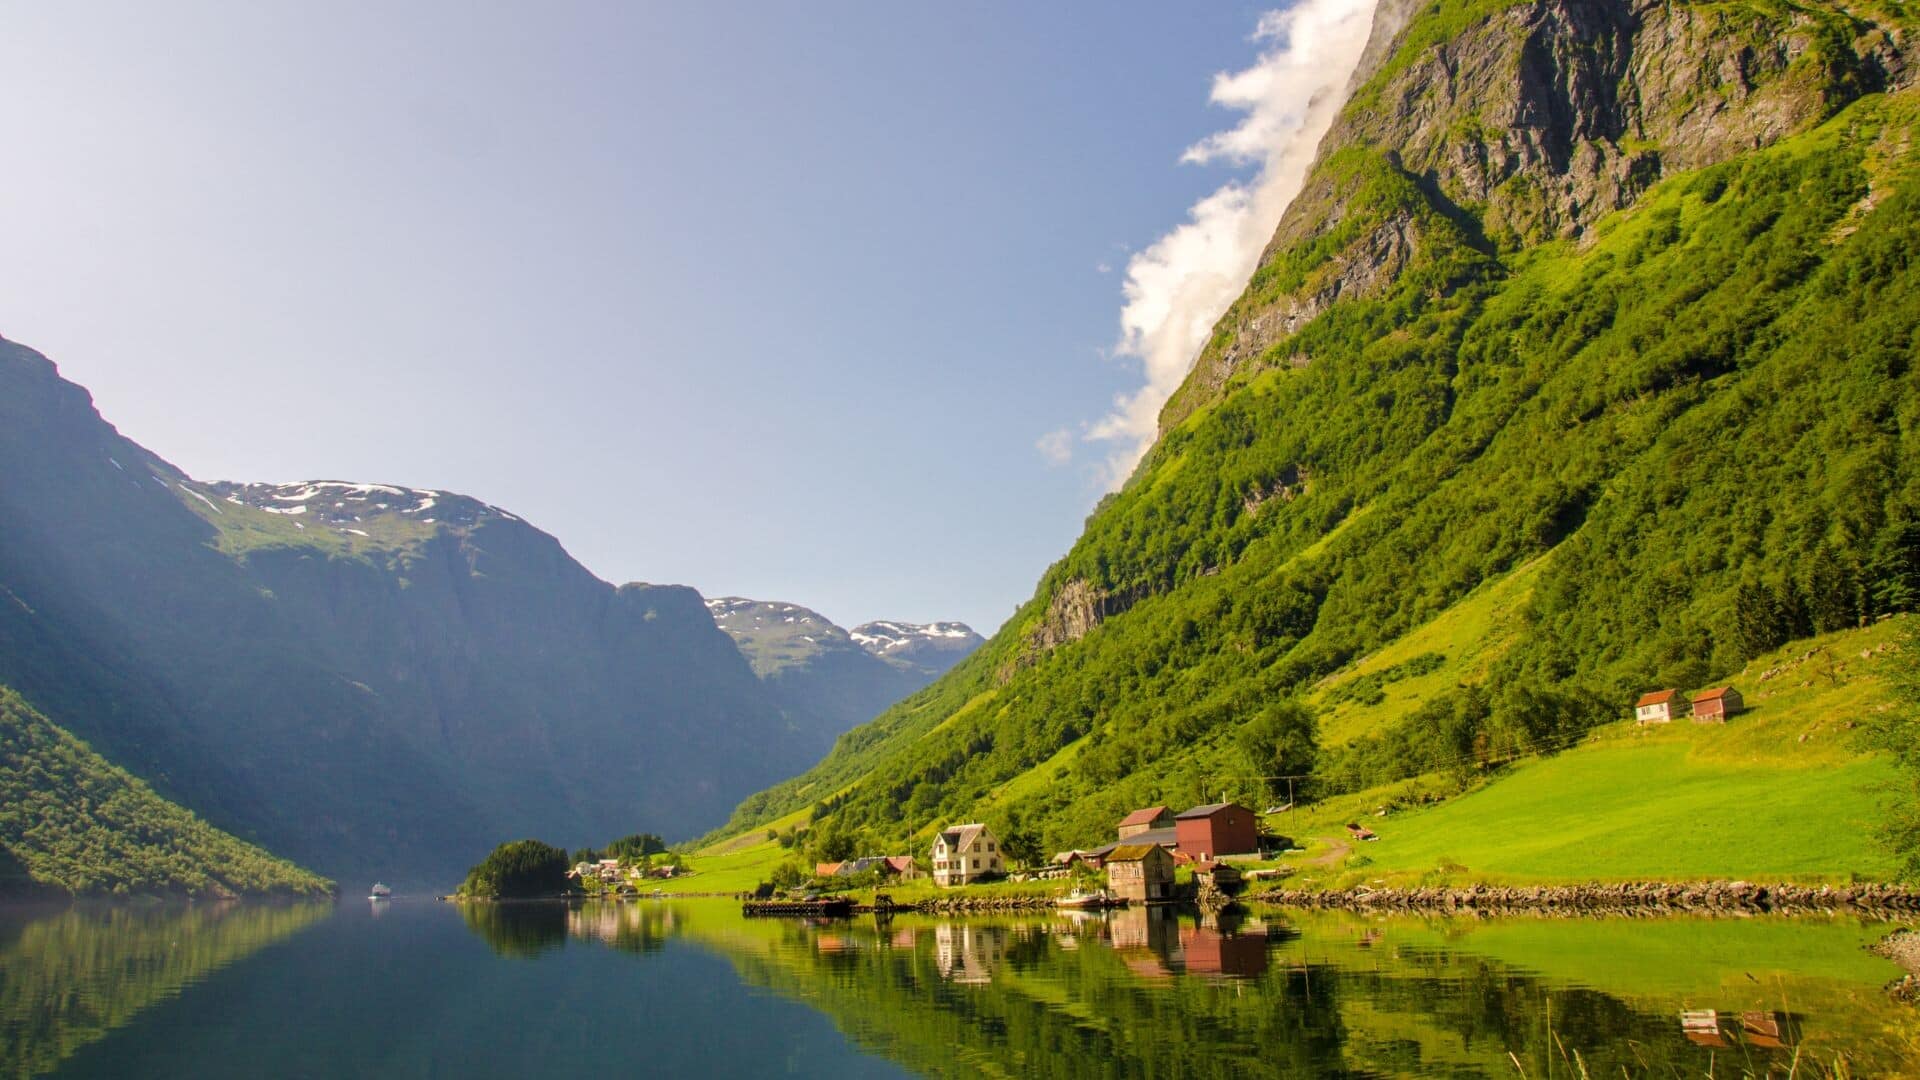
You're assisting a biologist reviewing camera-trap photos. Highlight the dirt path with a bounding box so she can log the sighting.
[1307,837,1352,867]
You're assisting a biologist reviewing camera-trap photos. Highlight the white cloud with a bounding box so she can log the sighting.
[1036,427,1074,466]
[1086,0,1379,487]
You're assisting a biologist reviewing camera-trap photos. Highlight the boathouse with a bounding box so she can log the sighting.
[1105,843,1175,902]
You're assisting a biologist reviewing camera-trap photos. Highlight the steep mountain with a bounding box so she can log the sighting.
[0,687,330,897]
[720,0,1920,855]
[706,598,981,748]
[0,340,812,882]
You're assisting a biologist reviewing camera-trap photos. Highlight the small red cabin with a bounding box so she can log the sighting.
[1175,802,1259,861]
[1691,686,1744,722]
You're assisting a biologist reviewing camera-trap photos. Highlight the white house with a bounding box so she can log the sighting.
[931,823,1003,887]
[1634,689,1686,724]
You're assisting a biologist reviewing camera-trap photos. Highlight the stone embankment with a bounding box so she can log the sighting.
[910,895,1057,914]
[1252,881,1920,916]
[1874,928,1920,1005]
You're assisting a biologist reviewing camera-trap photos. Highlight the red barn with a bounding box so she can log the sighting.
[1175,802,1258,860]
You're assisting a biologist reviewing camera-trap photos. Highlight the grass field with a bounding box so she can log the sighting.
[1278,620,1910,887]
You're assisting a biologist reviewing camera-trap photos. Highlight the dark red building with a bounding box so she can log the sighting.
[1174,802,1258,860]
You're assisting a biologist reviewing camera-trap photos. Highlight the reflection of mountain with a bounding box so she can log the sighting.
[0,902,327,1078]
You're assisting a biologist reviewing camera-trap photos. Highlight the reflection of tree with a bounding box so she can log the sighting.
[0,902,327,1079]
[459,902,569,959]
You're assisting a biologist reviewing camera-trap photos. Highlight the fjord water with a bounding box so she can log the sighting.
[6,900,1915,1077]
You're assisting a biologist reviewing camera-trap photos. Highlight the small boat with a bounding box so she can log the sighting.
[369,883,393,901]
[1056,888,1123,910]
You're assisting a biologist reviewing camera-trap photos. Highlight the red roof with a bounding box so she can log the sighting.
[814,862,843,877]
[882,856,915,874]
[1635,689,1677,707]
[1693,686,1735,701]
[1117,806,1170,828]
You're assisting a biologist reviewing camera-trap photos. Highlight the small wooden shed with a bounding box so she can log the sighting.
[1105,843,1175,903]
[1690,686,1745,722]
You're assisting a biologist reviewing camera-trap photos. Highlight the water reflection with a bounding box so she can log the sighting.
[0,901,328,1078]
[459,901,568,958]
[640,902,1920,1077]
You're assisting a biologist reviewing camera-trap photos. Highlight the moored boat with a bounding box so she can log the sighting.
[369,883,393,901]
[1056,888,1123,910]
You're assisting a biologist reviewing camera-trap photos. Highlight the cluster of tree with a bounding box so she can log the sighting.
[458,839,571,899]
[718,92,1920,863]
[0,688,332,898]
[571,833,667,865]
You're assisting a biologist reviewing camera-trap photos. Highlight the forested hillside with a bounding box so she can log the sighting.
[0,688,330,897]
[720,0,1920,857]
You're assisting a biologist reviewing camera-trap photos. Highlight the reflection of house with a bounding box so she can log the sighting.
[1635,690,1685,724]
[1680,1010,1728,1048]
[1116,805,1176,838]
[1105,843,1175,902]
[1108,906,1181,979]
[1179,925,1268,979]
[1691,686,1745,722]
[932,823,1004,886]
[1175,803,1259,860]
[1740,1011,1789,1049]
[933,923,1002,984]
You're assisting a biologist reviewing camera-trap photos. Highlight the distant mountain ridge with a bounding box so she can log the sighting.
[706,597,982,748]
[0,337,834,883]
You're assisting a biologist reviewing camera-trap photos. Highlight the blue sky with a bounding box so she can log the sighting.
[0,2,1363,633]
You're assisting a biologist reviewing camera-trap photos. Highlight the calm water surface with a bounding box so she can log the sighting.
[2,898,1915,1077]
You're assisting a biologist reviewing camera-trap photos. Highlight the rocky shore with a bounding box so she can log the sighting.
[1251,881,1920,916]
[909,895,1058,914]
[1874,928,1920,1004]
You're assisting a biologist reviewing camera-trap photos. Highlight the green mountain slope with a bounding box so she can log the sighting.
[0,341,816,884]
[0,687,329,897]
[718,0,1920,862]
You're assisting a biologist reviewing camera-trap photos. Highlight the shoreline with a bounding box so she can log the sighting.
[1251,880,1920,916]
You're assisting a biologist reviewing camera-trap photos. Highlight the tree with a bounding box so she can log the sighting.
[1000,823,1043,869]
[1236,700,1319,802]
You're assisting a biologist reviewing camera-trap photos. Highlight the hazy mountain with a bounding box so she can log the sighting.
[0,338,815,883]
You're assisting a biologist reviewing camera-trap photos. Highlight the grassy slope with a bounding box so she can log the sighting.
[0,687,333,897]
[1276,620,1908,886]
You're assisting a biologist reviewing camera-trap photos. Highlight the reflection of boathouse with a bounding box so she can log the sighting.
[934,923,1003,985]
[1108,906,1182,979]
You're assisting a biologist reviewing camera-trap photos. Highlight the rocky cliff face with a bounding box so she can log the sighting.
[1166,0,1919,430]
[0,337,810,882]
